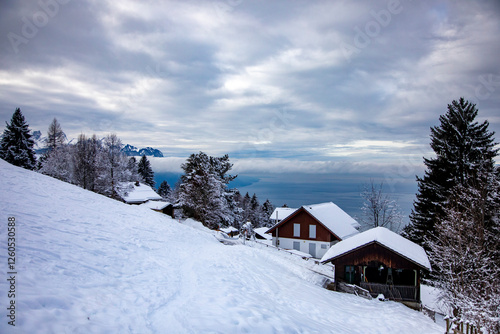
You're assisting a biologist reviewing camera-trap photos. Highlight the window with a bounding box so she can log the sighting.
[293,223,300,237]
[293,241,300,251]
[321,244,327,249]
[309,225,316,239]
[345,265,355,284]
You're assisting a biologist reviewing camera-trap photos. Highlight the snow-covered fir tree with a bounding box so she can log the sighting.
[157,180,171,199]
[248,193,260,225]
[177,152,236,229]
[137,155,155,188]
[0,108,36,169]
[403,98,498,249]
[260,199,275,227]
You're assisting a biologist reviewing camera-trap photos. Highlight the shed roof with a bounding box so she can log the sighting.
[139,200,171,210]
[220,226,239,233]
[269,207,297,221]
[118,182,162,204]
[254,227,272,240]
[320,226,431,270]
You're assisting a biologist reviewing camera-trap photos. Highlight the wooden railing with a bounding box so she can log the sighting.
[360,282,418,301]
[337,282,372,300]
[445,318,482,334]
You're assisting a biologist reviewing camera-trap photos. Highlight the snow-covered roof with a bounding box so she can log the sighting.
[118,182,162,204]
[220,226,239,233]
[270,207,297,221]
[139,200,171,211]
[320,226,431,270]
[254,227,272,240]
[302,202,360,239]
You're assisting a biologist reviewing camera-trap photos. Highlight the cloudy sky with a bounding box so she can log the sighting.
[1,0,500,219]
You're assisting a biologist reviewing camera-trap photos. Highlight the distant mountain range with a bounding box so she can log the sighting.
[31,131,164,157]
[121,144,164,157]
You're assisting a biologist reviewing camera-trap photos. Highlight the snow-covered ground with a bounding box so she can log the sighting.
[0,159,443,333]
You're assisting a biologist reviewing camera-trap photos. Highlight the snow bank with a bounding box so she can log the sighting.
[0,159,442,333]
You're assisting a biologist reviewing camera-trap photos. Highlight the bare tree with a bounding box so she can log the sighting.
[427,167,500,333]
[46,118,65,151]
[360,181,403,232]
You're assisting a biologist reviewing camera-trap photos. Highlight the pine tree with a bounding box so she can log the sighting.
[177,152,236,229]
[242,192,251,222]
[127,156,139,177]
[46,118,65,151]
[226,189,244,228]
[261,199,275,227]
[157,180,171,199]
[0,108,36,169]
[249,193,260,225]
[403,98,498,248]
[137,155,155,188]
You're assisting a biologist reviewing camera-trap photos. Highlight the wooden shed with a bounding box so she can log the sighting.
[320,227,431,309]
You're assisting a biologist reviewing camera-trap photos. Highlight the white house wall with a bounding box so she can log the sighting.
[273,237,333,259]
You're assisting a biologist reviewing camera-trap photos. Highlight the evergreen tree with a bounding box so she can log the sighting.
[0,108,36,169]
[137,155,155,188]
[127,156,139,178]
[157,180,171,199]
[242,192,251,222]
[227,189,244,228]
[261,199,275,227]
[249,193,260,225]
[46,118,65,151]
[403,98,498,248]
[177,152,236,229]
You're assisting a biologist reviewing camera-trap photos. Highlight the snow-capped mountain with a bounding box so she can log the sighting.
[121,144,164,157]
[31,131,163,157]
[32,130,48,153]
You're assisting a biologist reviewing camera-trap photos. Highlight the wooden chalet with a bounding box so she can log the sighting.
[320,227,431,309]
[117,182,162,204]
[220,226,239,237]
[266,202,360,259]
[140,200,174,218]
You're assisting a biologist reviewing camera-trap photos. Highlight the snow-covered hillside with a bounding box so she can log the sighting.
[0,159,442,333]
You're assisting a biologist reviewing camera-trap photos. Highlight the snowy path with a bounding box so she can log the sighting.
[0,160,443,333]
